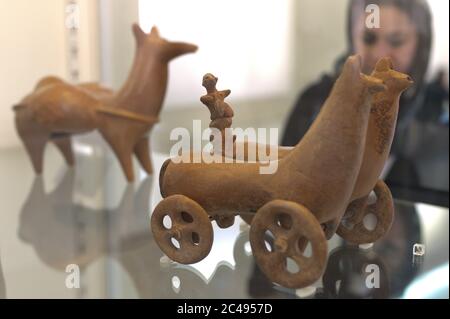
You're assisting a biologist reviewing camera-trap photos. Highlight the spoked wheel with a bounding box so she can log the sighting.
[151,195,213,264]
[337,180,394,244]
[250,200,327,288]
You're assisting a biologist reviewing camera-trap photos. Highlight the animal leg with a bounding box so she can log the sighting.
[20,133,49,175]
[106,139,135,182]
[98,116,143,182]
[134,137,153,174]
[52,136,74,166]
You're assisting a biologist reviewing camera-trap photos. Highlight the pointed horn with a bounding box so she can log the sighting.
[150,26,160,38]
[132,23,146,45]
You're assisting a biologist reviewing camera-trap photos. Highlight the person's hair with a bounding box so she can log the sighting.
[346,0,432,97]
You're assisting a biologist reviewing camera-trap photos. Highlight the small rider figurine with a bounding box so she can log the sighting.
[200,73,235,152]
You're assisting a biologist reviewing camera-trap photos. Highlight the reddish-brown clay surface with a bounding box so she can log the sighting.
[14,24,197,182]
[152,55,411,288]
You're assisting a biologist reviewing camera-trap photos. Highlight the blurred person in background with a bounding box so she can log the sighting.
[282,0,449,206]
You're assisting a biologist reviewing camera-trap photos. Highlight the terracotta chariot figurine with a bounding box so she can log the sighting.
[151,55,412,289]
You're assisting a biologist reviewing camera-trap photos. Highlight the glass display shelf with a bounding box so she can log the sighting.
[0,138,448,299]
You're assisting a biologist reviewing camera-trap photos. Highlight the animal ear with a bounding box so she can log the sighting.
[342,55,362,76]
[375,57,394,72]
[150,26,160,38]
[132,23,146,44]
[222,89,231,98]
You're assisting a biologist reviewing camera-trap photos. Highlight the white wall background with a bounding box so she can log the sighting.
[138,0,294,105]
[0,0,100,149]
[0,0,68,149]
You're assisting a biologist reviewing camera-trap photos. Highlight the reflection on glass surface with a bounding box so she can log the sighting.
[321,246,390,299]
[18,171,153,272]
[0,146,447,298]
[402,263,449,299]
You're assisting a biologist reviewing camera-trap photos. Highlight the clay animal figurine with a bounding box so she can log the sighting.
[337,57,413,243]
[151,55,403,289]
[221,57,412,236]
[13,24,197,182]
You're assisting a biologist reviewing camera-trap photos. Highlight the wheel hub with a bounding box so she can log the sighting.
[171,226,182,240]
[275,236,288,253]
